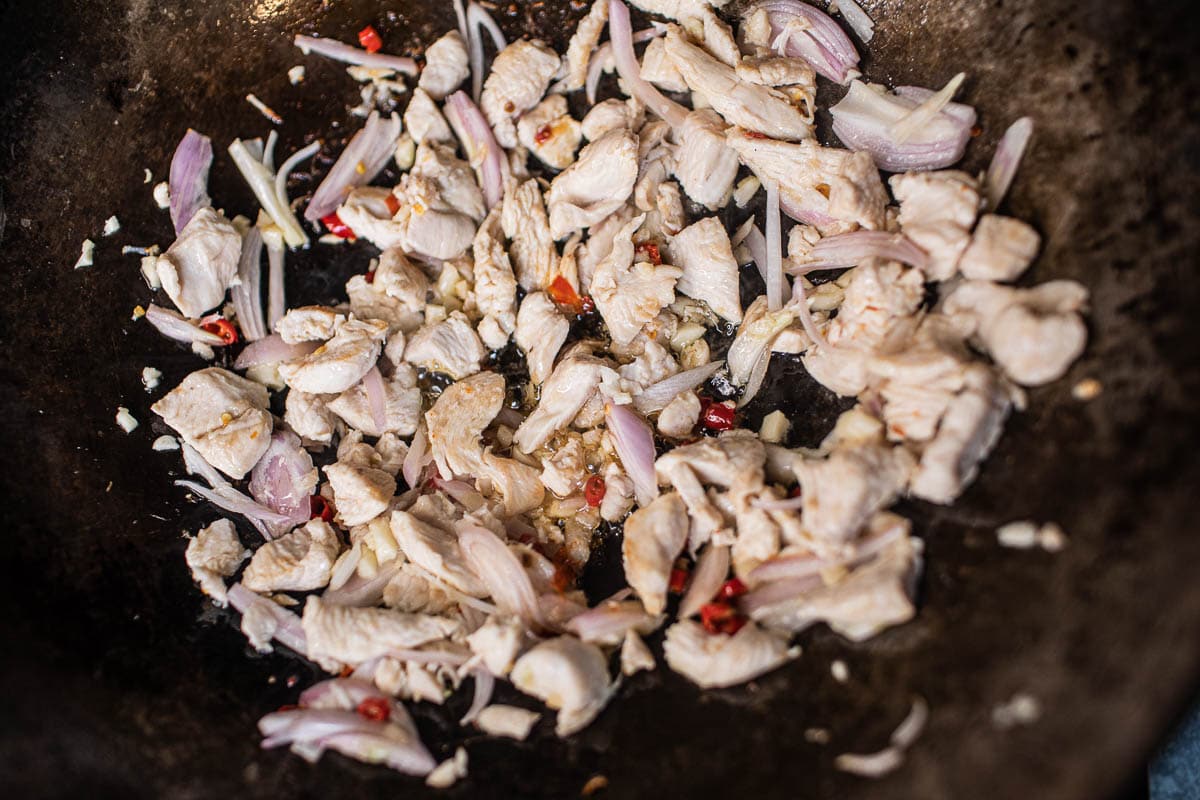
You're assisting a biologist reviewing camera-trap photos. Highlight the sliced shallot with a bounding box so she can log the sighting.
[294,34,419,75]
[144,303,227,347]
[305,111,402,222]
[458,523,542,624]
[985,117,1034,210]
[604,402,659,507]
[679,544,730,619]
[633,361,725,414]
[233,334,319,369]
[168,129,212,234]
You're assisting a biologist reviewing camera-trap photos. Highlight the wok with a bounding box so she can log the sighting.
[1,0,1198,797]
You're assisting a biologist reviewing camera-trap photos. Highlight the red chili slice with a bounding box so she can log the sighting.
[358,25,383,54]
[356,696,390,722]
[584,475,606,507]
[547,275,584,313]
[534,124,553,144]
[384,192,401,216]
[699,399,736,431]
[635,242,662,265]
[699,601,747,635]
[718,577,747,600]
[321,211,355,239]
[668,564,690,595]
[310,495,335,522]
[200,318,239,345]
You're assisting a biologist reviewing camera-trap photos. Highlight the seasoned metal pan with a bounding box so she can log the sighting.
[1,0,1198,797]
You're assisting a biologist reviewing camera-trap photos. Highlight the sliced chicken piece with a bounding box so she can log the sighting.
[480,39,562,148]
[555,0,609,91]
[516,95,582,170]
[466,615,527,676]
[511,636,613,736]
[327,363,421,437]
[656,430,767,515]
[478,450,547,516]
[393,174,477,260]
[671,109,741,210]
[628,0,722,22]
[686,6,740,67]
[390,508,487,596]
[514,352,608,453]
[943,279,1088,386]
[475,705,541,740]
[284,390,338,446]
[727,128,888,233]
[890,170,981,280]
[302,595,460,671]
[473,207,519,350]
[413,141,486,223]
[155,207,240,318]
[726,297,795,385]
[664,28,812,141]
[278,317,388,395]
[620,630,656,675]
[958,214,1041,282]
[275,305,345,344]
[669,216,743,323]
[617,339,678,393]
[336,186,406,250]
[243,519,341,593]
[152,367,273,479]
[324,459,396,528]
[502,179,560,291]
[373,247,430,315]
[581,98,645,141]
[736,55,816,90]
[599,462,637,522]
[591,215,682,346]
[575,205,637,294]
[185,518,249,605]
[547,128,640,240]
[640,36,689,93]
[426,371,505,478]
[404,87,454,144]
[382,564,458,615]
[540,434,588,497]
[418,30,469,100]
[657,390,701,438]
[515,292,570,385]
[731,504,781,579]
[623,492,689,614]
[792,442,915,556]
[405,311,487,380]
[908,364,1013,504]
[663,620,793,689]
[345,274,424,336]
[750,535,923,641]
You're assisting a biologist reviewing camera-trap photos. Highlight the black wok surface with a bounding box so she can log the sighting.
[1,1,1198,798]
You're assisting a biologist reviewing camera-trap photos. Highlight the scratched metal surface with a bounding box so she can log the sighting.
[0,1,1198,798]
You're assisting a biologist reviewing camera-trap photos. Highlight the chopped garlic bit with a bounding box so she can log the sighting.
[142,366,162,391]
[734,175,762,208]
[152,435,180,451]
[394,133,416,171]
[318,233,349,246]
[153,181,170,209]
[804,727,831,744]
[287,65,306,85]
[102,215,121,236]
[425,747,468,789]
[115,406,139,433]
[192,341,215,360]
[143,168,153,184]
[997,520,1067,552]
[760,410,791,444]
[1071,377,1102,401]
[74,239,95,270]
[830,659,849,683]
[992,693,1041,729]
[140,255,162,289]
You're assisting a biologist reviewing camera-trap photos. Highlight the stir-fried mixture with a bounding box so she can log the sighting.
[128,0,1086,783]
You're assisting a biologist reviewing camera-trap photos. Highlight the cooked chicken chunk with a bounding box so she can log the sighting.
[413,140,486,224]
[623,492,689,615]
[514,352,608,453]
[475,705,541,740]
[242,519,341,593]
[502,179,560,291]
[726,129,888,233]
[473,207,519,349]
[302,595,460,671]
[478,450,546,516]
[599,462,637,522]
[336,186,406,250]
[657,390,701,438]
[628,0,720,22]
[736,55,817,90]
[620,631,656,675]
[278,317,388,395]
[390,509,487,596]
[515,292,570,385]
[418,30,469,100]
[793,441,914,555]
[726,297,795,385]
[958,215,1041,282]
[731,504,782,578]
[656,430,766,510]
[426,371,505,477]
[511,636,613,736]
[516,95,582,170]
[890,170,981,280]
[640,37,689,93]
[480,39,561,148]
[185,518,249,605]
[581,98,645,141]
[750,535,923,641]
[907,364,1013,503]
[382,564,458,615]
[664,29,812,141]
[466,615,527,676]
[540,435,588,497]
[152,367,273,479]
[663,620,793,689]
[943,279,1089,386]
[373,247,430,315]
[392,174,477,260]
[616,339,678,393]
[155,207,241,318]
[555,0,609,92]
[404,311,487,379]
[284,390,338,446]
[276,306,345,344]
[327,364,421,437]
[324,459,396,528]
[669,216,743,322]
[404,87,454,144]
[672,109,740,210]
[591,215,682,346]
[547,128,640,240]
